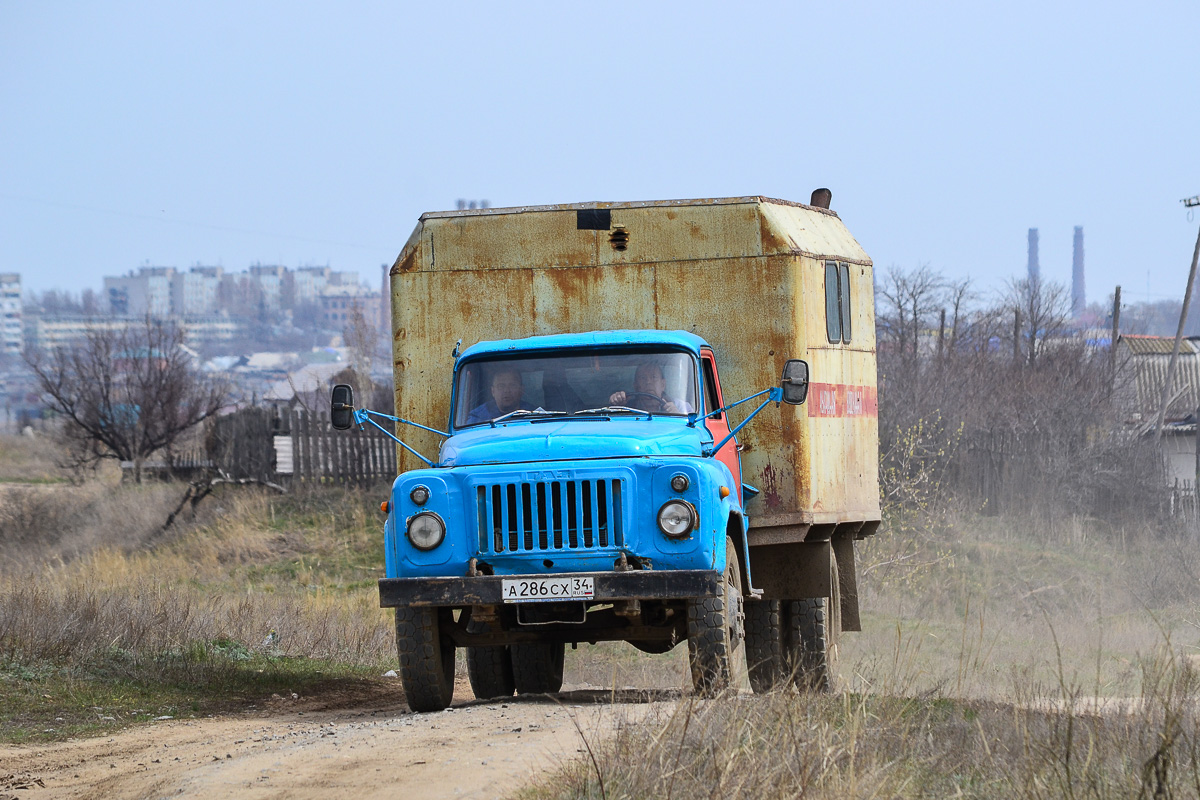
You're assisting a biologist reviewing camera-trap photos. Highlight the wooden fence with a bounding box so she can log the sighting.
[950,429,1173,520]
[199,407,396,485]
[285,410,397,484]
[1170,479,1197,521]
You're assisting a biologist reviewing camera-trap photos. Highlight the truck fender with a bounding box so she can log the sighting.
[725,512,756,597]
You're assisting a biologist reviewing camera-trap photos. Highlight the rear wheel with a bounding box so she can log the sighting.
[510,641,565,694]
[465,620,515,700]
[395,606,456,712]
[687,536,746,695]
[789,556,841,692]
[745,599,788,693]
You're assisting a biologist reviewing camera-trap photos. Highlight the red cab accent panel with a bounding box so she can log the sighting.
[701,349,741,503]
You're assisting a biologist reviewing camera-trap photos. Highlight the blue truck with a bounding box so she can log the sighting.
[335,195,880,711]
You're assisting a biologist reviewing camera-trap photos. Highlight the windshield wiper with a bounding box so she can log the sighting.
[488,408,568,426]
[572,406,653,418]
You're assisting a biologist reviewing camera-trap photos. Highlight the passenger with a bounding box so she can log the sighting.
[466,368,530,424]
[609,363,694,414]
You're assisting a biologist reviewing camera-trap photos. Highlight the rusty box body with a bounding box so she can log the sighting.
[389,196,881,555]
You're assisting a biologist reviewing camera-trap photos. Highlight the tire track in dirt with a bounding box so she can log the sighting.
[0,678,679,800]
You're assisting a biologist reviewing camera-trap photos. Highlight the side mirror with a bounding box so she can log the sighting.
[781,359,809,405]
[330,383,355,430]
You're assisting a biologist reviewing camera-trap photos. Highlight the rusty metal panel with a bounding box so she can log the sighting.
[389,197,881,522]
[599,203,763,266]
[529,264,657,334]
[801,253,881,523]
[392,268,537,471]
[426,211,599,272]
[758,202,871,263]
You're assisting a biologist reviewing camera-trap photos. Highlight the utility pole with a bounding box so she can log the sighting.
[1012,309,1021,364]
[1153,196,1200,441]
[1110,285,1121,388]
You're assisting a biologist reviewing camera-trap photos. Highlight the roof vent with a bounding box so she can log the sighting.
[609,226,629,251]
[810,188,832,209]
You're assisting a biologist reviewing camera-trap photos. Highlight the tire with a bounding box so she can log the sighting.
[510,640,565,694]
[395,605,456,712]
[687,536,746,695]
[745,599,788,693]
[465,620,515,700]
[788,557,840,693]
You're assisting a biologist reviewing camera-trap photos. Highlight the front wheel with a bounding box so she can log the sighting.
[395,606,456,712]
[687,536,746,695]
[466,620,515,700]
[510,641,565,694]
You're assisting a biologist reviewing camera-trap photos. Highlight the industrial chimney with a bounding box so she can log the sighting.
[1027,228,1040,285]
[1072,226,1085,316]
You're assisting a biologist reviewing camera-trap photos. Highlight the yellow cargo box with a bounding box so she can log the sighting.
[390,195,881,546]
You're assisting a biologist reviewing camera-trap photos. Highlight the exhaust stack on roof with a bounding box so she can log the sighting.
[810,188,832,209]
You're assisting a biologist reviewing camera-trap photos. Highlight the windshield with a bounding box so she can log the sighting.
[453,348,699,428]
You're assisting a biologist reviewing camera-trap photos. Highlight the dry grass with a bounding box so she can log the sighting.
[0,452,399,741]
[0,487,397,670]
[0,431,73,483]
[530,513,1200,799]
[531,649,1200,798]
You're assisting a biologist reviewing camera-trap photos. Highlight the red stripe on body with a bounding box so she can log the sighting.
[807,383,878,418]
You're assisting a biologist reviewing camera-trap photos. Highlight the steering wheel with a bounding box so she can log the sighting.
[623,391,667,411]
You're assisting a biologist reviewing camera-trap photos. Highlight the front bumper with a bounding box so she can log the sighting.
[378,569,721,608]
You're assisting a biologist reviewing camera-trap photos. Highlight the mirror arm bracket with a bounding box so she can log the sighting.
[702,388,783,456]
[688,387,779,428]
[352,408,449,438]
[351,408,441,468]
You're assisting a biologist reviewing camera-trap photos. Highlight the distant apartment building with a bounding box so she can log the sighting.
[320,284,381,328]
[248,265,286,311]
[105,267,177,316]
[292,266,332,305]
[96,263,376,331]
[0,273,21,355]
[23,314,238,351]
[173,266,223,316]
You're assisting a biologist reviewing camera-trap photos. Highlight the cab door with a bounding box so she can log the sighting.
[700,348,742,503]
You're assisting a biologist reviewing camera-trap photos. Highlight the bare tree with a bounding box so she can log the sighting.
[944,277,976,353]
[1005,277,1072,367]
[25,318,228,482]
[342,298,394,410]
[877,264,944,360]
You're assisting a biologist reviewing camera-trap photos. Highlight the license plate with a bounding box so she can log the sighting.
[501,576,594,603]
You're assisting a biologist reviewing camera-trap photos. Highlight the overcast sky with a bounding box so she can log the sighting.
[2,1,1198,307]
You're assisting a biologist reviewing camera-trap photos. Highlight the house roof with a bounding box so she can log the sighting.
[1119,335,1200,423]
[1120,334,1197,355]
[263,362,347,402]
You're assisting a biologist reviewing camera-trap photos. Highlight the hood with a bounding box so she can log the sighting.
[439,419,706,466]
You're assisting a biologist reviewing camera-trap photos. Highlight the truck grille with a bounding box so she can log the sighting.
[476,478,625,553]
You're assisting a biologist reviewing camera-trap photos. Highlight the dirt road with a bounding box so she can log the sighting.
[0,677,680,800]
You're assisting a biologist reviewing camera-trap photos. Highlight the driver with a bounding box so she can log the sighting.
[466,368,530,424]
[609,363,694,414]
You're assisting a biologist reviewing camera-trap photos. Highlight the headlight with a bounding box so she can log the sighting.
[670,474,689,492]
[657,500,696,538]
[406,512,446,550]
[410,485,430,506]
